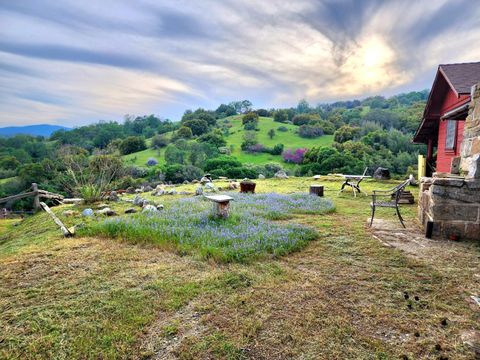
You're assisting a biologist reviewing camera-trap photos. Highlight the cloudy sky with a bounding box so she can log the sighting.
[1,0,479,127]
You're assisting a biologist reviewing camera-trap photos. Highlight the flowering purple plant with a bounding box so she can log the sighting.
[282,148,307,164]
[246,143,266,153]
[82,192,334,262]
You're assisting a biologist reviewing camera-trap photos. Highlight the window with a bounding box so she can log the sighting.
[445,120,456,150]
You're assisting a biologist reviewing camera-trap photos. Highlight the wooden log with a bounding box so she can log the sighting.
[240,181,256,193]
[0,191,37,204]
[39,202,73,237]
[309,185,324,197]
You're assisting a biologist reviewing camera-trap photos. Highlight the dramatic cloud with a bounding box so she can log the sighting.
[0,0,479,126]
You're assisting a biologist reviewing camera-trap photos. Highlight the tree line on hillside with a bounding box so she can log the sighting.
[0,91,428,209]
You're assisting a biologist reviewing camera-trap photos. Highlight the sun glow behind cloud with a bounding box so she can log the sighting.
[0,0,479,126]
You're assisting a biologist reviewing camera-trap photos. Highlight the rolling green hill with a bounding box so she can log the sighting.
[122,116,333,168]
[223,115,333,165]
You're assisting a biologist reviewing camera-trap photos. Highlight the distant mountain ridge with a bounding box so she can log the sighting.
[0,124,70,137]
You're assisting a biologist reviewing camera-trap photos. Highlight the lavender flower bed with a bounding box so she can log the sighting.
[82,193,334,262]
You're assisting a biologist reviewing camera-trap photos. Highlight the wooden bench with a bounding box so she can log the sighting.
[204,195,233,218]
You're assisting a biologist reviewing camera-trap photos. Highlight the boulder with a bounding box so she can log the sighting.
[195,186,203,196]
[373,167,390,180]
[124,208,137,214]
[126,187,135,194]
[143,185,153,192]
[135,188,143,194]
[228,182,239,190]
[142,204,160,214]
[183,180,189,184]
[82,208,94,217]
[258,174,265,179]
[200,177,211,185]
[133,195,144,206]
[274,170,289,179]
[205,182,216,191]
[152,187,164,196]
[97,203,110,210]
[313,175,322,180]
[96,208,116,216]
[108,191,119,202]
[192,179,199,184]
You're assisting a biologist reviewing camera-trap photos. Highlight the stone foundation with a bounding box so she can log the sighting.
[418,177,480,240]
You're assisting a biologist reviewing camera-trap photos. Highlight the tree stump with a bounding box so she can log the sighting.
[240,181,256,193]
[309,185,324,197]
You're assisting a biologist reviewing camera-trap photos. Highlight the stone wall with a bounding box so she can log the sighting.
[418,177,480,240]
[460,83,480,178]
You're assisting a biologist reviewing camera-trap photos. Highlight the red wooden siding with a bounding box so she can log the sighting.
[435,87,469,173]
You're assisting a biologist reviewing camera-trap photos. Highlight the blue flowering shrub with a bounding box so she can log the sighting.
[81,193,335,262]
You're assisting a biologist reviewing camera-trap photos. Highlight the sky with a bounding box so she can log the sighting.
[1,0,479,127]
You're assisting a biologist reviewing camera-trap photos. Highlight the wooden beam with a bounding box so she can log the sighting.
[40,202,73,237]
[0,191,37,204]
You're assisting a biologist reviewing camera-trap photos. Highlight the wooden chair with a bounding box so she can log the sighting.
[369,179,411,228]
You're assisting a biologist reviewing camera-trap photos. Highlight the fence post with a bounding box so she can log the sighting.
[32,183,40,212]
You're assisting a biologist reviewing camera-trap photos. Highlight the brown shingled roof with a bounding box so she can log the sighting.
[439,62,480,95]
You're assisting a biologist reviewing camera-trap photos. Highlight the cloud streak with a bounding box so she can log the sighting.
[0,0,479,126]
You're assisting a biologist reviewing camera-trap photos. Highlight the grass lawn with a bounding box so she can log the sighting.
[1,178,478,359]
[123,147,165,168]
[0,177,16,185]
[223,115,333,165]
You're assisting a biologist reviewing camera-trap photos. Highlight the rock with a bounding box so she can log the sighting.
[195,186,203,196]
[274,170,289,179]
[124,208,137,214]
[156,204,164,210]
[258,174,265,179]
[96,208,116,216]
[63,210,78,217]
[142,199,150,207]
[200,176,211,185]
[97,203,110,210]
[218,176,228,180]
[126,187,135,194]
[152,187,164,196]
[82,208,94,217]
[373,167,391,180]
[108,191,119,202]
[142,204,159,214]
[228,182,239,190]
[143,185,153,192]
[183,180,189,184]
[133,195,144,206]
[192,179,199,184]
[205,182,216,191]
[313,175,322,180]
[135,188,143,194]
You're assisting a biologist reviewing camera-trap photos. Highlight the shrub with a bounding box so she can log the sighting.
[0,156,20,170]
[270,143,284,155]
[282,148,307,164]
[204,156,242,172]
[274,110,289,123]
[151,134,168,148]
[210,166,258,180]
[334,125,360,143]
[198,130,227,148]
[298,125,324,138]
[163,164,203,183]
[240,131,258,151]
[119,136,146,155]
[174,126,193,140]
[277,126,288,132]
[146,158,158,166]
[246,144,265,153]
[268,129,275,139]
[242,112,259,126]
[292,114,312,126]
[244,121,257,131]
[182,119,209,136]
[255,109,271,117]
